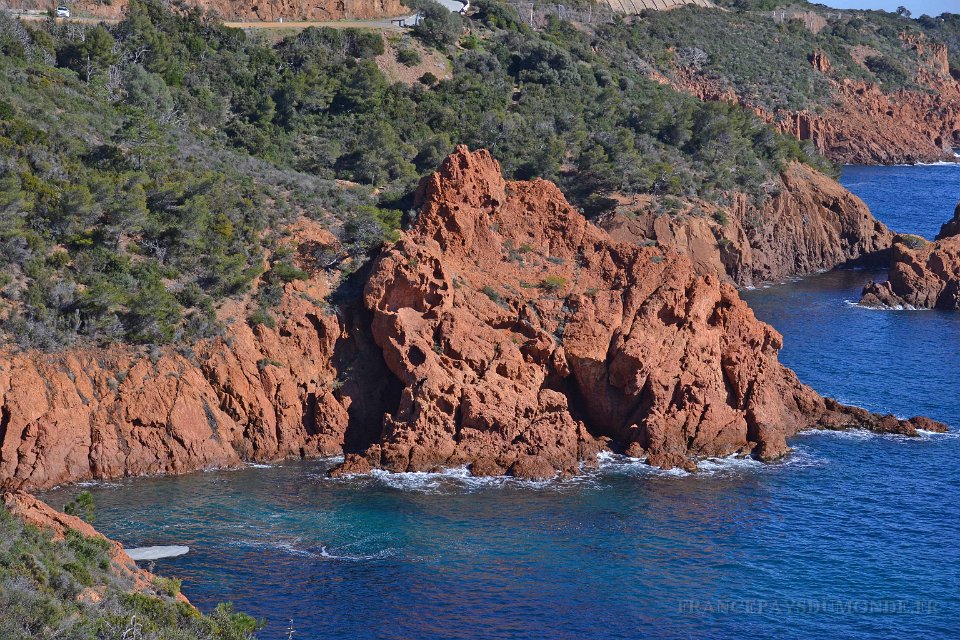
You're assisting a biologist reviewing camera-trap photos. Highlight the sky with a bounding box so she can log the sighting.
[822,1,957,17]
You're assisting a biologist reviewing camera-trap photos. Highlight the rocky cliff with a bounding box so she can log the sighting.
[0,220,395,492]
[337,147,943,477]
[4,0,407,21]
[0,148,946,489]
[670,38,960,165]
[600,162,893,287]
[777,78,960,165]
[860,204,960,309]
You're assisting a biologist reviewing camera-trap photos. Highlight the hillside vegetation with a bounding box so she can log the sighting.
[0,502,258,639]
[0,0,831,350]
[623,2,959,112]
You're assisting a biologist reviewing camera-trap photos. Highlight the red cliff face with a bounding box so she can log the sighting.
[777,79,960,165]
[670,40,960,165]
[600,162,892,287]
[0,149,946,489]
[0,221,394,492]
[341,146,942,477]
[860,203,960,310]
[860,204,960,310]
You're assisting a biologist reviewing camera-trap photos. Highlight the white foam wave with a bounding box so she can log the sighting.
[595,451,789,478]
[319,546,395,561]
[892,160,960,167]
[364,466,577,493]
[800,427,955,443]
[845,299,928,311]
[327,447,836,491]
[227,538,319,558]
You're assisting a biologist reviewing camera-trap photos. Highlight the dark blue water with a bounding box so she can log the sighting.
[41,166,960,640]
[840,163,960,239]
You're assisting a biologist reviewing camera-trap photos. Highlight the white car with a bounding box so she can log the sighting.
[55,6,70,17]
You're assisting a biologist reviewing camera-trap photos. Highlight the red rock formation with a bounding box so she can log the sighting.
[861,233,960,310]
[776,79,960,165]
[0,221,394,492]
[809,49,831,74]
[341,146,943,477]
[937,202,960,240]
[600,162,892,287]
[668,40,960,165]
[5,0,407,21]
[2,490,186,602]
[0,149,946,488]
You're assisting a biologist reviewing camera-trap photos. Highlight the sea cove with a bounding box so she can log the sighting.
[40,167,960,639]
[4,3,960,638]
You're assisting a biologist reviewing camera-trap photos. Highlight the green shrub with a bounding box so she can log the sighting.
[63,491,95,524]
[152,575,182,597]
[0,502,261,639]
[396,48,422,66]
[539,275,566,292]
[481,285,501,303]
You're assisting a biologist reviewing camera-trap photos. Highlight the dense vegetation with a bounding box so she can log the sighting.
[0,503,259,639]
[0,0,828,350]
[625,3,960,113]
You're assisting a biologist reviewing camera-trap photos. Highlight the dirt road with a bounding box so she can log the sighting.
[6,11,416,30]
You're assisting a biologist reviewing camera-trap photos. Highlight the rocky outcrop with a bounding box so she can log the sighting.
[860,202,960,309]
[2,490,183,602]
[337,146,943,478]
[860,233,960,310]
[600,162,892,287]
[0,221,396,492]
[0,149,947,488]
[778,79,960,165]
[937,202,960,240]
[5,0,407,21]
[668,38,960,165]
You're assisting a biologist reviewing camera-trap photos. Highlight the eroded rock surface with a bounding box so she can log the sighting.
[348,146,943,477]
[0,222,394,492]
[600,162,892,287]
[861,232,960,310]
[0,149,946,489]
[670,39,960,165]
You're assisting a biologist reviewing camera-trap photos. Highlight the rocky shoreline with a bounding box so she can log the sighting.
[861,204,960,310]
[0,147,945,492]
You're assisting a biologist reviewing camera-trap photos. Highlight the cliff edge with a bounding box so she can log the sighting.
[0,148,946,489]
[860,204,960,310]
[340,146,943,477]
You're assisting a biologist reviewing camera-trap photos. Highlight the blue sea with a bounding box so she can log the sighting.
[41,164,960,639]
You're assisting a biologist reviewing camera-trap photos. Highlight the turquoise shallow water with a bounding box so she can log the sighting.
[41,165,960,639]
